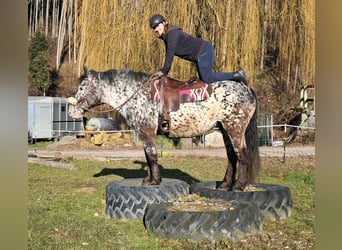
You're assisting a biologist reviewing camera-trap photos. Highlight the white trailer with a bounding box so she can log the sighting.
[28,96,84,142]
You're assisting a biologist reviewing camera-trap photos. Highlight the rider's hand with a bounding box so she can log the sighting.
[152,70,164,78]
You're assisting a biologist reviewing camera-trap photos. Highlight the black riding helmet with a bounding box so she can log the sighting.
[149,14,165,29]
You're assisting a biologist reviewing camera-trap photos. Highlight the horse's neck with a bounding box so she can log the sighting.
[100,79,142,110]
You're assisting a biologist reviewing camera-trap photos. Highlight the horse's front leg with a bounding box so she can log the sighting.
[142,145,161,185]
[140,133,161,186]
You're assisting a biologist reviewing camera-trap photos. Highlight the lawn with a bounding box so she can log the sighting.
[28,155,315,249]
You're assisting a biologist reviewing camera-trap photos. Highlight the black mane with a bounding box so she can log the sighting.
[79,68,151,86]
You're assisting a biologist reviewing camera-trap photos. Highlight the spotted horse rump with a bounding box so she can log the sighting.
[68,67,260,192]
[150,76,213,133]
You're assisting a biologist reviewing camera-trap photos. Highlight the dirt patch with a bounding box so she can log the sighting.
[47,136,142,151]
[76,187,96,195]
[28,156,76,169]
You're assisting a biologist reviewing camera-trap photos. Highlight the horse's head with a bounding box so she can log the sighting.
[68,67,103,119]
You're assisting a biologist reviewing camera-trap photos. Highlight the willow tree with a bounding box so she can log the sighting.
[28,0,315,117]
[28,0,61,38]
[75,0,271,85]
[74,0,314,118]
[255,0,315,115]
[28,0,78,70]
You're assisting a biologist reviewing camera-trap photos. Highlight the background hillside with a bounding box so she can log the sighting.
[28,0,315,123]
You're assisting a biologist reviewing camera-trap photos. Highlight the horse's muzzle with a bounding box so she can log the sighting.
[68,104,84,119]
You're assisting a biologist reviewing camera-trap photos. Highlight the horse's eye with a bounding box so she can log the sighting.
[79,81,87,90]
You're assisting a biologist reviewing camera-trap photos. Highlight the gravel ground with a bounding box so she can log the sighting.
[28,137,315,161]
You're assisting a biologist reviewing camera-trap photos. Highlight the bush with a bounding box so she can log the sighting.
[29,31,51,96]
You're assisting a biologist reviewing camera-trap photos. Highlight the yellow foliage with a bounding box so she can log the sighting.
[76,0,315,88]
[90,131,130,146]
[91,132,110,145]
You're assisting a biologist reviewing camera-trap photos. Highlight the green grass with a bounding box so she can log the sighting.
[28,156,315,249]
[28,140,55,149]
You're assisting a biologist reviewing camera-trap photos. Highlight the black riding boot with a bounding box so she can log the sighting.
[233,68,249,85]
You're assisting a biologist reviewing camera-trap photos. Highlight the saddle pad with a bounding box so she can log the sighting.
[179,85,210,103]
[152,80,161,102]
[152,81,210,103]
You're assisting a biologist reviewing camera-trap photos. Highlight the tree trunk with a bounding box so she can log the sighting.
[260,0,268,70]
[56,0,68,70]
[45,0,49,36]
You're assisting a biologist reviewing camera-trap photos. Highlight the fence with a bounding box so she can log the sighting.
[257,124,314,161]
[183,123,315,160]
[258,123,315,144]
[30,124,315,160]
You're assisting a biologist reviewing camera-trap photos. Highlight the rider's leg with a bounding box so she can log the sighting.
[197,43,248,84]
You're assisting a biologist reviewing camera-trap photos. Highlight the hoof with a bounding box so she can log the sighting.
[216,181,235,191]
[233,188,243,192]
[142,177,151,186]
[150,178,161,185]
[142,178,161,186]
[216,182,233,191]
[233,182,246,192]
[141,180,161,186]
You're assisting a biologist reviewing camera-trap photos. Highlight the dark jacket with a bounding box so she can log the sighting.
[159,25,207,74]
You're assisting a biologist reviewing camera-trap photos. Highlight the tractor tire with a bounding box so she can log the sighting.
[106,178,189,220]
[143,199,263,242]
[190,182,292,221]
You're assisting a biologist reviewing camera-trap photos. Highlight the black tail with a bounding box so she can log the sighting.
[246,89,260,183]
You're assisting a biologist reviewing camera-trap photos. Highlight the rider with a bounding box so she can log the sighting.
[149,14,248,84]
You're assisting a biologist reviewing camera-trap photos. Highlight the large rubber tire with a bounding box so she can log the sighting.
[106,178,189,220]
[144,200,263,242]
[190,182,293,221]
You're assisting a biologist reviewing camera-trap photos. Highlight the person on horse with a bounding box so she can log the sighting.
[149,14,248,85]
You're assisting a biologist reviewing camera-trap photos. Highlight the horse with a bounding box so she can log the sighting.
[68,67,260,191]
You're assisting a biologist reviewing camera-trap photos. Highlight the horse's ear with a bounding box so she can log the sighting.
[83,66,94,82]
[83,65,88,75]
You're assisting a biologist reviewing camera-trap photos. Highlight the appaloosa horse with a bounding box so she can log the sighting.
[68,67,259,191]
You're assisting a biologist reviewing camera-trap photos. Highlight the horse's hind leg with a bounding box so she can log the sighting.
[234,145,249,191]
[217,124,237,190]
[219,123,249,191]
